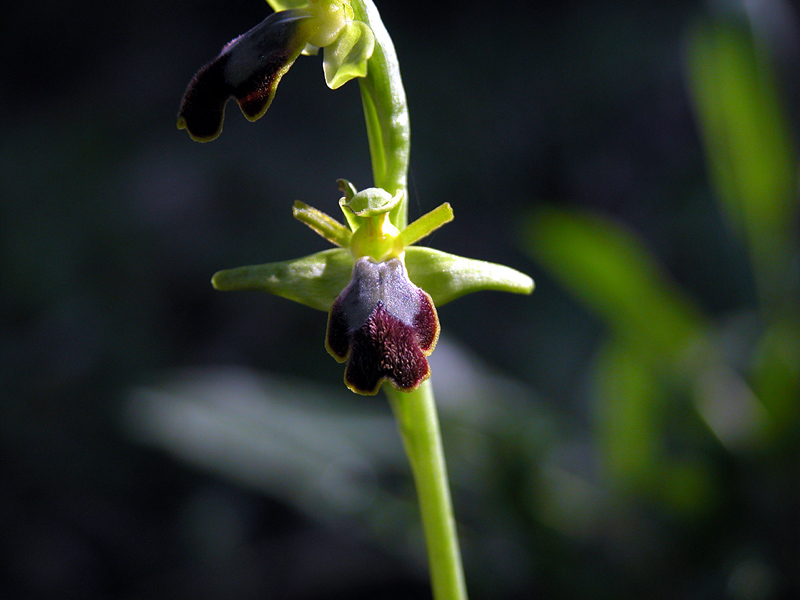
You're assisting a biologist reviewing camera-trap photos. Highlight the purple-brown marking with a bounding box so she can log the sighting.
[178,10,311,141]
[326,257,440,395]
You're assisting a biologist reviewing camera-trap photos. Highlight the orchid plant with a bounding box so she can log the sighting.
[178,1,533,598]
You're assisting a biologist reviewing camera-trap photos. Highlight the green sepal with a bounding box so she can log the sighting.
[292,200,352,246]
[211,248,353,311]
[404,247,534,306]
[323,20,375,89]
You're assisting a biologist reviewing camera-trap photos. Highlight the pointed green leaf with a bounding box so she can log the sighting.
[404,247,534,306]
[212,248,353,311]
[323,20,375,89]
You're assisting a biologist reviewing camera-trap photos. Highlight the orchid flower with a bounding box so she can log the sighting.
[178,2,533,598]
[178,0,375,141]
[178,0,532,395]
[211,181,532,394]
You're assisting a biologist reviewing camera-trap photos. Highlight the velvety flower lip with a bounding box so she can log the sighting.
[177,10,312,141]
[326,256,439,395]
[178,1,375,142]
[210,180,533,396]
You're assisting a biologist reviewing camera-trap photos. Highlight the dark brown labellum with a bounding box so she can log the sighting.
[326,257,439,395]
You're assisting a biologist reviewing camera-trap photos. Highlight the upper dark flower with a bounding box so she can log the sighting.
[178,0,374,141]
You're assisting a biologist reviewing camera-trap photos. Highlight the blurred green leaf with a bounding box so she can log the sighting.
[592,339,662,490]
[685,21,798,308]
[525,209,703,367]
[593,339,717,516]
[750,318,800,433]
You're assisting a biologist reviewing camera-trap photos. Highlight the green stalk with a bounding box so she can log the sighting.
[348,3,466,598]
[350,0,410,228]
[385,381,469,600]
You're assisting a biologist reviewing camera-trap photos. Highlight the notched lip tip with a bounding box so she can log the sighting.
[346,382,382,396]
[324,344,349,364]
[184,129,221,143]
[345,372,431,397]
[177,114,222,142]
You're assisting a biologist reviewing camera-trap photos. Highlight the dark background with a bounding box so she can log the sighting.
[2,0,799,598]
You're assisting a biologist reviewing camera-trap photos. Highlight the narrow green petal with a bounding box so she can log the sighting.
[337,179,361,231]
[292,200,352,246]
[212,248,353,311]
[401,203,453,247]
[404,247,534,306]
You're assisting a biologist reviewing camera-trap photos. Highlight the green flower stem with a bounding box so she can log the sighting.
[385,381,468,600]
[350,0,411,228]
[348,4,467,598]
